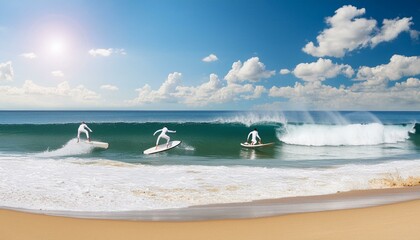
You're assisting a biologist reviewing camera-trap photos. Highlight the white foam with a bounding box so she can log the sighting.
[278,123,415,146]
[1,154,420,212]
[214,112,287,127]
[35,138,94,157]
[179,142,195,151]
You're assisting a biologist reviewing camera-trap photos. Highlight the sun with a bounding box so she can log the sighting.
[48,37,66,56]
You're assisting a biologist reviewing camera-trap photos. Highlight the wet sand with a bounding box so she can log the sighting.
[1,187,420,240]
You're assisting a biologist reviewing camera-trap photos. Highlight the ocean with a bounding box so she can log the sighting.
[0,110,419,212]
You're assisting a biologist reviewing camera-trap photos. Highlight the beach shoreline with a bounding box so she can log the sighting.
[2,186,420,221]
[1,186,420,240]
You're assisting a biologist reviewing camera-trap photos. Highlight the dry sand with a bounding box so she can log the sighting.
[1,188,420,240]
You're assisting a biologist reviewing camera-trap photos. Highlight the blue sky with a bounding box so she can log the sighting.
[0,0,419,110]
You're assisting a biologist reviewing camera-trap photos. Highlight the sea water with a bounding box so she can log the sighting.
[0,111,419,211]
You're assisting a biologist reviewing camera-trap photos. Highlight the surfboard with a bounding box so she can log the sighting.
[83,140,109,149]
[143,140,182,155]
[240,142,274,148]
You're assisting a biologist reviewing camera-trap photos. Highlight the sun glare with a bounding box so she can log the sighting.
[50,39,65,55]
[48,37,66,56]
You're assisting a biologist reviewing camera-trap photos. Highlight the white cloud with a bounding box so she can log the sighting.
[131,72,182,104]
[88,48,126,57]
[303,5,376,57]
[130,72,266,107]
[302,5,416,57]
[394,77,420,89]
[175,74,266,106]
[0,85,23,95]
[89,48,112,57]
[20,52,37,59]
[293,58,354,81]
[100,84,119,91]
[51,70,64,78]
[370,17,413,47]
[269,78,420,110]
[0,80,101,108]
[280,69,291,75]
[21,80,100,100]
[356,55,420,84]
[244,85,266,100]
[202,54,218,62]
[174,73,222,105]
[224,57,275,82]
[410,30,420,40]
[0,61,13,82]
[211,83,264,103]
[269,55,420,110]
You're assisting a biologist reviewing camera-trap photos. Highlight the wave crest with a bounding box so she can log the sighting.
[278,123,415,146]
[214,112,287,126]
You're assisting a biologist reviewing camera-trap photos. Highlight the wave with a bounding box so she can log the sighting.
[278,123,416,146]
[1,121,418,156]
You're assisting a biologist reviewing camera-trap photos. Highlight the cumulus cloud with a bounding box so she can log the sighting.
[303,5,416,57]
[244,85,266,100]
[202,54,218,62]
[224,57,275,83]
[0,80,101,108]
[88,48,126,57]
[410,30,420,40]
[394,77,420,89]
[174,73,222,105]
[356,55,420,86]
[209,83,265,103]
[129,72,266,107]
[269,55,420,109]
[51,70,64,78]
[100,84,119,91]
[303,5,375,57]
[185,80,265,105]
[293,58,354,81]
[21,80,100,100]
[131,72,182,104]
[20,52,37,59]
[269,78,420,110]
[280,69,291,75]
[0,61,13,82]
[370,17,413,47]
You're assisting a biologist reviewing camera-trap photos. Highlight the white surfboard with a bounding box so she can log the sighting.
[143,140,182,155]
[83,140,109,149]
[241,142,274,148]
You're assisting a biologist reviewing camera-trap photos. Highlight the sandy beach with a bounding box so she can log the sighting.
[2,187,420,240]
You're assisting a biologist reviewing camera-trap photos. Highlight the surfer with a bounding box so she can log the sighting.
[154,126,176,149]
[247,128,261,145]
[77,122,93,142]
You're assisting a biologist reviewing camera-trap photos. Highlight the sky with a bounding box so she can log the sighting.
[0,0,419,110]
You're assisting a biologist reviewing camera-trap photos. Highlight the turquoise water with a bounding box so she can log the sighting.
[0,111,419,211]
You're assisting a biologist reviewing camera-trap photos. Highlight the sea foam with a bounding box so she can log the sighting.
[1,155,420,212]
[214,112,287,126]
[35,138,95,157]
[278,123,415,146]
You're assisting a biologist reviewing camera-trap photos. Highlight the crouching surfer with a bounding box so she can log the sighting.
[77,121,93,142]
[247,128,261,145]
[154,126,176,149]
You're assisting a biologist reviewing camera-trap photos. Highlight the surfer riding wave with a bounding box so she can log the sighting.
[154,126,176,149]
[247,128,261,145]
[77,122,92,143]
